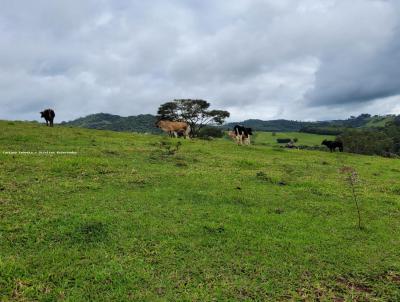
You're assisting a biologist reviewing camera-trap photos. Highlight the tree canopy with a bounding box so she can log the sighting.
[157,99,230,136]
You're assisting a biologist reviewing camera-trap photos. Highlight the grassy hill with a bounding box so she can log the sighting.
[227,114,397,134]
[61,113,161,134]
[363,116,395,128]
[62,113,397,135]
[224,119,310,132]
[1,121,400,301]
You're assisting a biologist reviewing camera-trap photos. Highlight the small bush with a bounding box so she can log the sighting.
[277,138,291,143]
[198,126,224,138]
[159,140,181,155]
[339,166,362,229]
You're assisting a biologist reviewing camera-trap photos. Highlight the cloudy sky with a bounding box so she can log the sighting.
[0,0,399,122]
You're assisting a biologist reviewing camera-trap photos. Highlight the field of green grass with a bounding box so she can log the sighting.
[252,131,335,147]
[1,121,400,301]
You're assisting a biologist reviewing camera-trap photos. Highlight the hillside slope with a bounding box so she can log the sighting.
[62,113,396,134]
[1,121,400,301]
[61,113,161,133]
[226,114,396,133]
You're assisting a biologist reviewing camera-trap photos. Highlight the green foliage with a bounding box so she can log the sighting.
[61,113,161,133]
[300,114,397,135]
[225,119,309,132]
[198,126,224,138]
[339,129,393,155]
[225,114,396,133]
[157,99,230,136]
[61,113,397,140]
[277,138,292,143]
[299,126,345,135]
[338,120,400,156]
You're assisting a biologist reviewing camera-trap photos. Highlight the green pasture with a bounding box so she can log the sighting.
[0,121,399,301]
[252,131,335,147]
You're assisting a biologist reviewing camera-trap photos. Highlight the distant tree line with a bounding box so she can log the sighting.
[62,113,162,133]
[224,119,309,132]
[338,116,400,157]
[299,126,344,135]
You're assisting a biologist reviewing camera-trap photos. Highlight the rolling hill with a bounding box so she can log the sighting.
[61,113,161,133]
[225,114,396,133]
[61,113,396,135]
[1,120,399,301]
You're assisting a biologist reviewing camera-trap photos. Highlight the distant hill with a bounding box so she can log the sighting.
[224,119,309,132]
[225,114,396,134]
[61,113,396,134]
[61,113,161,133]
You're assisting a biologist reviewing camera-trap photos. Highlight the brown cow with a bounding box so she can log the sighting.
[156,120,191,139]
[40,109,55,127]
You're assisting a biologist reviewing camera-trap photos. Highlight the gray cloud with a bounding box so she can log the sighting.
[305,12,400,106]
[0,0,399,122]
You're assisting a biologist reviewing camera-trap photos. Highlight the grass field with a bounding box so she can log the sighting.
[1,121,400,301]
[251,131,335,147]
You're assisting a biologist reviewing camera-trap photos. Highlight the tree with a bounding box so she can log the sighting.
[157,99,230,136]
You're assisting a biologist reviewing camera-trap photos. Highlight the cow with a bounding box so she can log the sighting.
[321,139,343,152]
[233,125,253,145]
[156,120,191,139]
[40,109,55,127]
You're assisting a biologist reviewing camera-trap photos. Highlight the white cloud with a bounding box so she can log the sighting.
[0,0,399,122]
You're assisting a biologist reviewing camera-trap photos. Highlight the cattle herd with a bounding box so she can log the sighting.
[39,109,343,151]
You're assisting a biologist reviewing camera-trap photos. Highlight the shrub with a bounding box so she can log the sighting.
[338,129,393,156]
[277,138,291,143]
[339,166,362,229]
[198,126,224,138]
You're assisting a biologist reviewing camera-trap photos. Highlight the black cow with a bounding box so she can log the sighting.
[321,139,343,152]
[40,109,55,127]
[233,125,253,145]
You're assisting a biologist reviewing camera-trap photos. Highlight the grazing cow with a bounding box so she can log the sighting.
[40,109,55,127]
[156,120,191,138]
[321,139,343,152]
[233,125,253,145]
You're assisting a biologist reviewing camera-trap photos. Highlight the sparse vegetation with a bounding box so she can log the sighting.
[198,126,224,139]
[339,166,362,229]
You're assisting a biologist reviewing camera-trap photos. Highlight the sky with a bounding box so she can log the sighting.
[0,0,399,122]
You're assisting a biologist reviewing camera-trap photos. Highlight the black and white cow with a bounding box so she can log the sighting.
[233,125,253,145]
